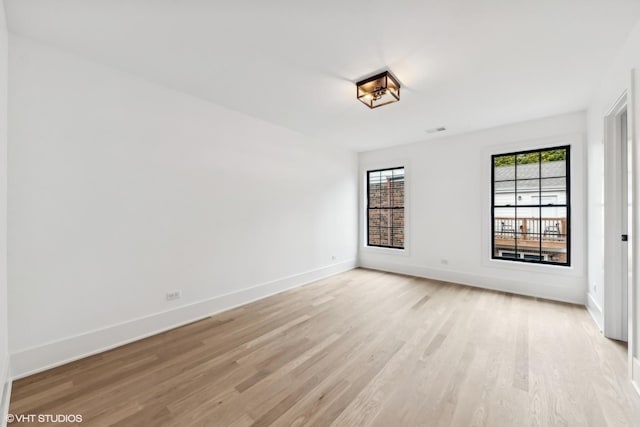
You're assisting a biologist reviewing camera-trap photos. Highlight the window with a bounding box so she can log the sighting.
[367,167,405,249]
[492,146,570,266]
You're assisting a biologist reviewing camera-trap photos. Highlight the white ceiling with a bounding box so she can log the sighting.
[5,0,640,151]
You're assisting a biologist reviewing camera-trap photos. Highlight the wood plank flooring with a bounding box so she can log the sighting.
[9,268,640,426]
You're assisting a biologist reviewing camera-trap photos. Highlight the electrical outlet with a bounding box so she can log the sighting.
[440,259,449,265]
[166,290,182,301]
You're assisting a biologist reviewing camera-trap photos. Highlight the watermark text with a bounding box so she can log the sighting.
[7,413,83,423]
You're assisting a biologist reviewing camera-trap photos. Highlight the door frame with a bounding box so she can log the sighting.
[603,91,630,344]
[604,69,638,387]
[629,69,639,387]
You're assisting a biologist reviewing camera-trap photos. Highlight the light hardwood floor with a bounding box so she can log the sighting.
[9,268,640,426]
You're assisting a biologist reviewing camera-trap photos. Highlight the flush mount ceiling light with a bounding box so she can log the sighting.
[356,71,400,109]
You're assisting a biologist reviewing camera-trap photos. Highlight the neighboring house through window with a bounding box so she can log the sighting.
[367,167,405,249]
[492,146,570,266]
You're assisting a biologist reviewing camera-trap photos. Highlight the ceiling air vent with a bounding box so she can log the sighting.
[425,127,446,134]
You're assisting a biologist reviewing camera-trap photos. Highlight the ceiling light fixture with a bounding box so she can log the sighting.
[356,71,400,109]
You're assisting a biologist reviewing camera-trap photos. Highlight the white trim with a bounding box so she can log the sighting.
[0,354,9,427]
[0,354,7,398]
[10,259,356,379]
[481,133,586,277]
[359,259,585,304]
[359,158,412,258]
[603,91,629,341]
[361,245,407,257]
[0,380,10,427]
[629,69,637,380]
[633,357,640,397]
[587,292,604,331]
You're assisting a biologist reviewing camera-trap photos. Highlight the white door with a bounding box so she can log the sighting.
[621,109,631,342]
[604,96,632,343]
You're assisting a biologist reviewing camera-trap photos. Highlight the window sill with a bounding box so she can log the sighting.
[487,257,576,274]
[361,245,409,257]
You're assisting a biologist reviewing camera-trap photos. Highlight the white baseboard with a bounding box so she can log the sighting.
[0,354,9,427]
[10,259,356,380]
[359,259,585,305]
[586,292,604,331]
[0,353,7,395]
[0,383,10,427]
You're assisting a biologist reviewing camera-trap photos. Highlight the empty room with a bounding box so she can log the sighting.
[1,0,640,426]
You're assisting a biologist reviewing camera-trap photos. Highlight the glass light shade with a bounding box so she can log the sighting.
[356,71,400,109]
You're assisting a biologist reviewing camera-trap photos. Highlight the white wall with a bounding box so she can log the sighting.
[586,18,640,371]
[359,112,587,304]
[0,0,9,412]
[7,36,358,377]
